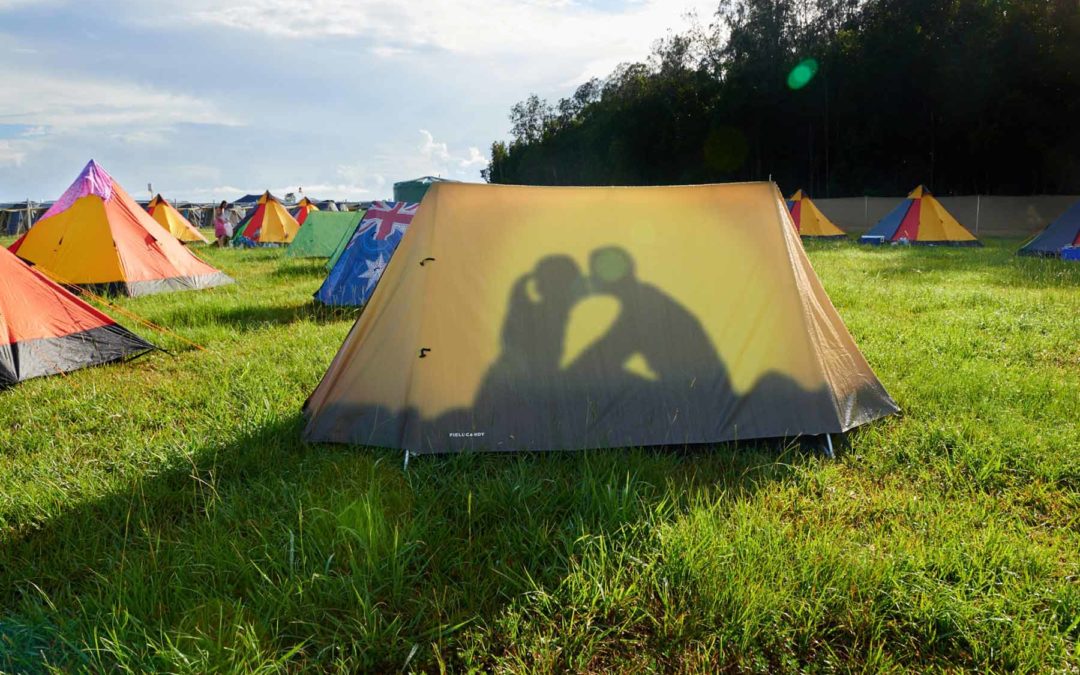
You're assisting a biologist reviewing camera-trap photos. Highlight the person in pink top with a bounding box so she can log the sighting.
[213,201,232,247]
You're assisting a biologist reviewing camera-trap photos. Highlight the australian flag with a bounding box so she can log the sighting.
[314,201,418,306]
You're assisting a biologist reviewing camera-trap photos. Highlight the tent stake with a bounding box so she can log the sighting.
[403,449,410,471]
[824,434,835,459]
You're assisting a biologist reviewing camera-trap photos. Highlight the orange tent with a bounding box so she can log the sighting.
[1,245,154,387]
[10,160,234,296]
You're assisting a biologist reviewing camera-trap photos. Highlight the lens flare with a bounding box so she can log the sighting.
[787,58,819,90]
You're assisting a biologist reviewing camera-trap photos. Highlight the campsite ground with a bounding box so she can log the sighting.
[1,238,1077,672]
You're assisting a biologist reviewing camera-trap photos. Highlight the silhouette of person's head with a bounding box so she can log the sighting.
[589,246,636,295]
[532,255,583,305]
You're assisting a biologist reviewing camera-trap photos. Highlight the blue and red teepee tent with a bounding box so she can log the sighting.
[860,186,980,246]
[1018,200,1080,259]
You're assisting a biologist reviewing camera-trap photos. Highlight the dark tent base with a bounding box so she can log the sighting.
[801,234,848,240]
[0,325,155,389]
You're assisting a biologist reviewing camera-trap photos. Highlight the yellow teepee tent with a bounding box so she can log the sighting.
[787,190,846,238]
[148,194,208,243]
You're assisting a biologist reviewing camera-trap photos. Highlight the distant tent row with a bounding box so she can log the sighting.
[10,161,234,296]
[1,203,49,235]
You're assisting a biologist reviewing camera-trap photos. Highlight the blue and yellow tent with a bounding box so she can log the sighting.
[860,186,979,246]
[1018,200,1080,259]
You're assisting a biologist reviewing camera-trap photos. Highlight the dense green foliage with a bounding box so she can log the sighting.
[487,0,1080,197]
[0,240,1077,671]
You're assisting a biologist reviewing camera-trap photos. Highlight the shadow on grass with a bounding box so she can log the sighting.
[0,414,809,672]
[850,243,1080,290]
[273,260,330,279]
[159,300,359,331]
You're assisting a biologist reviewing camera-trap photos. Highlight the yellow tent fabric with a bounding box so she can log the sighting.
[788,189,846,238]
[148,194,208,243]
[915,189,978,243]
[303,182,899,454]
[10,160,233,296]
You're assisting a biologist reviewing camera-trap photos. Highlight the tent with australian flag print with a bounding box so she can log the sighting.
[314,201,418,306]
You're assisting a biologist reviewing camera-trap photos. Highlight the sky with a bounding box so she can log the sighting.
[0,0,717,203]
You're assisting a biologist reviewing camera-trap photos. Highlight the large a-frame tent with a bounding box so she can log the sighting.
[290,197,320,226]
[233,191,299,245]
[1,246,155,388]
[285,211,363,258]
[860,185,980,246]
[786,189,846,239]
[148,194,208,243]
[314,201,416,306]
[303,182,899,454]
[10,160,234,296]
[1018,199,1080,259]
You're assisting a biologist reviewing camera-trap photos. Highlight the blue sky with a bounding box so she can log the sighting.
[0,0,716,203]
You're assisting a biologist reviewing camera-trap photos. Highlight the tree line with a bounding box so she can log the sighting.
[485,0,1080,197]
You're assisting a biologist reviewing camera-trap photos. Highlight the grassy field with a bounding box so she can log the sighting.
[1,238,1077,672]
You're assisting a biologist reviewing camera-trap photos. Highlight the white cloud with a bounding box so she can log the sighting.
[0,0,60,9]
[419,129,451,163]
[0,70,240,133]
[0,140,27,166]
[326,130,484,201]
[459,146,488,169]
[157,0,714,84]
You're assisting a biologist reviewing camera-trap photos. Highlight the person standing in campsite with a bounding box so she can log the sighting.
[213,201,232,247]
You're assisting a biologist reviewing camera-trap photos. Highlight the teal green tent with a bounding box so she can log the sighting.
[286,211,362,258]
[392,176,456,204]
[325,210,367,269]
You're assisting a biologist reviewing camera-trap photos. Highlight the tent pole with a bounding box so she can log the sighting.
[824,434,835,459]
[403,449,410,471]
[975,195,981,235]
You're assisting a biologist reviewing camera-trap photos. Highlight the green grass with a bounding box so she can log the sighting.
[1,239,1077,672]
